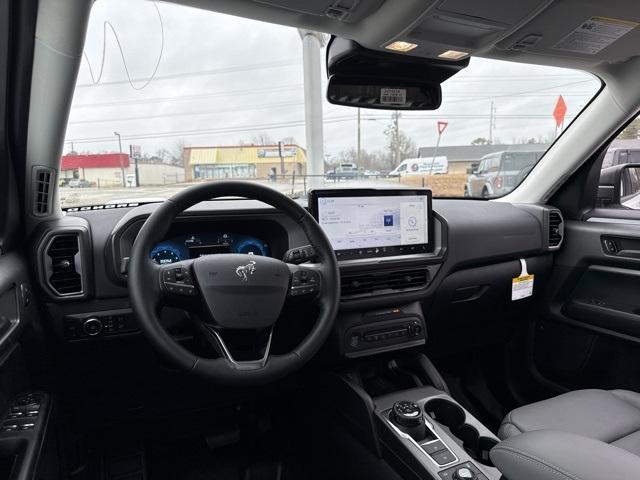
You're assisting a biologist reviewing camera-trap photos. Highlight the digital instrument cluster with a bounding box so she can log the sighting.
[150,232,270,265]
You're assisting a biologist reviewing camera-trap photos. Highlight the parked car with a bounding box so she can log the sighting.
[465,150,544,198]
[602,147,640,168]
[67,178,94,188]
[326,162,359,180]
[389,157,448,176]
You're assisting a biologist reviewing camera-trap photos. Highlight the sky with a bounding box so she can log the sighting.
[64,0,602,160]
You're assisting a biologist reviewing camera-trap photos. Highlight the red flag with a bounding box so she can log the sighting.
[553,96,567,128]
[437,121,448,135]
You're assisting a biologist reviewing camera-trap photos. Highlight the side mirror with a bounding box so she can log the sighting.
[598,164,640,207]
[467,167,478,175]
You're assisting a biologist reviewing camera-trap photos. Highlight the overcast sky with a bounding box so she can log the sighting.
[64,0,602,160]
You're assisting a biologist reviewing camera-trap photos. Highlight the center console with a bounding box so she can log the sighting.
[319,355,501,480]
[375,387,500,480]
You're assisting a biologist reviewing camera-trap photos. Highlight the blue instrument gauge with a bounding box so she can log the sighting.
[236,239,267,256]
[150,245,182,265]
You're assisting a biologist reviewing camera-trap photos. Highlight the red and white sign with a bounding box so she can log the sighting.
[553,96,567,128]
[437,121,448,135]
[130,144,142,159]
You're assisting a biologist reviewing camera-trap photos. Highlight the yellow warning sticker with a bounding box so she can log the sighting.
[553,17,638,55]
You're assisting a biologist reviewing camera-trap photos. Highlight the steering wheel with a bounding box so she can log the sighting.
[128,181,340,385]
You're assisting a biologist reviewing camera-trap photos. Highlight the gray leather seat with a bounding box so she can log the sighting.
[498,389,640,456]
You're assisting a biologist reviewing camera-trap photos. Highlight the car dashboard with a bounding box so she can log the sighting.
[150,232,270,265]
[31,194,564,362]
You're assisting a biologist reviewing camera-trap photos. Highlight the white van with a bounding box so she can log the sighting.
[389,156,448,176]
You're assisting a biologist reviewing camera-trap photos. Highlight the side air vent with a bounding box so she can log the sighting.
[342,268,429,297]
[548,210,564,248]
[32,167,55,216]
[45,234,83,296]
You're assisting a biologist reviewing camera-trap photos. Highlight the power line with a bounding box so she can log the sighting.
[71,84,305,108]
[68,100,305,125]
[68,79,596,124]
[66,116,356,144]
[76,58,302,88]
[66,112,578,145]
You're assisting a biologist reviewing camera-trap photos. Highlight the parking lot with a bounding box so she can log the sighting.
[59,174,470,208]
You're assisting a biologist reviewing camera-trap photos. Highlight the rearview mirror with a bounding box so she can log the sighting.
[327,75,441,110]
[326,37,468,110]
[597,164,640,208]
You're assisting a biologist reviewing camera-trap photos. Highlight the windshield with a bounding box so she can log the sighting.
[61,0,601,208]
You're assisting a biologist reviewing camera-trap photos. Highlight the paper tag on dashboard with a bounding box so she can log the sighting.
[512,258,534,301]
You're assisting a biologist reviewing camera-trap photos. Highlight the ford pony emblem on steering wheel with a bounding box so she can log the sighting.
[235,260,257,282]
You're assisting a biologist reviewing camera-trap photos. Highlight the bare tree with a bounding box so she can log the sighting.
[172,139,186,166]
[383,113,417,169]
[251,133,276,145]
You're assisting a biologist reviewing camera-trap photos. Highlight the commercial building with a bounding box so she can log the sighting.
[417,144,551,173]
[60,153,185,187]
[183,144,307,181]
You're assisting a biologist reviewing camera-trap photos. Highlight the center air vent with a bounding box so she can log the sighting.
[342,268,429,297]
[548,210,564,248]
[45,234,83,296]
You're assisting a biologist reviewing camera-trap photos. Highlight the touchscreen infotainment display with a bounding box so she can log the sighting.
[310,189,432,260]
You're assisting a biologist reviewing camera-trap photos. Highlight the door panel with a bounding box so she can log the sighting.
[0,252,56,480]
[531,219,640,391]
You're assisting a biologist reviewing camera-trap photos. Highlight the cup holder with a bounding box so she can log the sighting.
[424,398,497,467]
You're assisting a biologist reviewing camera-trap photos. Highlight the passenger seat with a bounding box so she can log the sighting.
[498,389,640,455]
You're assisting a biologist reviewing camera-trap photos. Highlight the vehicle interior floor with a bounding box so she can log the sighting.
[63,395,404,480]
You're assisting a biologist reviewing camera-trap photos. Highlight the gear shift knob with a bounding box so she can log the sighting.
[390,401,426,440]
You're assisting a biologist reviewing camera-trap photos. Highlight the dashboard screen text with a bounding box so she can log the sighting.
[317,195,429,256]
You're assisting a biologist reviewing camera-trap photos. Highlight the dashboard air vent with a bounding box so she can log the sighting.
[32,167,55,216]
[548,210,564,248]
[342,268,428,297]
[46,234,83,296]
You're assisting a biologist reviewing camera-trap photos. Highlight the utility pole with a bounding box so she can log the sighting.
[357,108,361,169]
[394,111,400,166]
[130,145,140,187]
[489,101,496,144]
[298,29,327,188]
[114,131,126,187]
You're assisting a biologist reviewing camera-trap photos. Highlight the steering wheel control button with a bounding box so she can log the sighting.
[290,269,321,297]
[162,265,197,296]
[283,245,317,264]
[83,318,103,336]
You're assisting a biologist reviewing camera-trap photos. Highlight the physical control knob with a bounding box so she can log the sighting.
[390,401,426,440]
[83,317,103,336]
[453,467,476,480]
[391,401,422,427]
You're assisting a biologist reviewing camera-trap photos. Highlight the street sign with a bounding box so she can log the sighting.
[553,96,567,128]
[130,144,142,159]
[437,121,448,135]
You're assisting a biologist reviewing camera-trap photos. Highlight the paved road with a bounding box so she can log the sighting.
[60,181,299,207]
[60,178,401,208]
